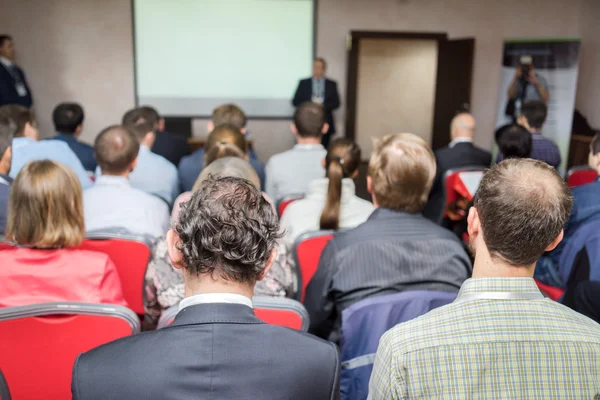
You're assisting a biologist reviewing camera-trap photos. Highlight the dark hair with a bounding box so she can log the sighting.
[590,133,600,156]
[175,176,282,284]
[52,103,84,134]
[293,102,325,138]
[0,105,35,137]
[520,100,547,130]
[94,125,140,175]
[204,123,247,164]
[473,158,573,266]
[314,57,327,69]
[212,104,247,130]
[320,138,361,230]
[0,115,16,160]
[122,106,159,128]
[126,121,154,141]
[0,35,12,48]
[496,123,532,159]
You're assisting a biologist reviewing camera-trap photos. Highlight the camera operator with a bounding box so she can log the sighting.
[506,56,549,120]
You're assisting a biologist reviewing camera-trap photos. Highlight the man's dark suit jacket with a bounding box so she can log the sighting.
[151,130,191,166]
[72,303,341,400]
[50,133,97,172]
[423,141,492,223]
[293,78,340,146]
[0,62,32,107]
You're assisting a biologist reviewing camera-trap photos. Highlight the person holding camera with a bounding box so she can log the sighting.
[506,56,549,120]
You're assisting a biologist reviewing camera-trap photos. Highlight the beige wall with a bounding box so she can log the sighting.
[2,0,599,160]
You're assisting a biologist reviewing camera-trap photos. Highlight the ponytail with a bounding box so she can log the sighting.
[204,141,245,167]
[319,157,344,230]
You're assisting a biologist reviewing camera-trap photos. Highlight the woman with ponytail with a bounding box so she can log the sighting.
[280,138,374,249]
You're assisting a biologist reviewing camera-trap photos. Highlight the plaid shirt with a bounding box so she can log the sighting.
[368,277,600,399]
[498,132,561,168]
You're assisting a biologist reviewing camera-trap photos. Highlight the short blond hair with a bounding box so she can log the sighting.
[6,160,85,248]
[368,133,435,212]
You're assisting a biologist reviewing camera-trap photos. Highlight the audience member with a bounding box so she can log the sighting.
[498,100,561,168]
[50,102,96,171]
[73,176,339,400]
[0,115,15,234]
[423,112,491,222]
[0,160,126,307]
[280,138,373,249]
[495,122,532,159]
[146,157,294,327]
[0,34,33,108]
[304,133,471,341]
[97,117,179,206]
[0,104,92,188]
[123,105,190,166]
[575,280,600,324]
[266,101,328,202]
[178,104,265,192]
[369,159,600,399]
[84,125,170,238]
[536,132,600,287]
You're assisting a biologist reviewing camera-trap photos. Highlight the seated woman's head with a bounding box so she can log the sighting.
[6,160,84,248]
[496,123,532,159]
[203,123,248,166]
[194,157,260,192]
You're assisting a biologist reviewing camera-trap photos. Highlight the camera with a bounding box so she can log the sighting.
[519,55,533,83]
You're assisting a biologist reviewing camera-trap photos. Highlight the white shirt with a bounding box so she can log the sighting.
[0,56,13,69]
[265,143,327,202]
[179,293,253,311]
[280,178,374,249]
[84,175,170,238]
[448,137,472,148]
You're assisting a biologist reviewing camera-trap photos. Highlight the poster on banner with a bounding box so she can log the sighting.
[494,38,581,172]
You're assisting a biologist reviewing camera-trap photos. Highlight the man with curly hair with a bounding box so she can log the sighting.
[71,176,341,400]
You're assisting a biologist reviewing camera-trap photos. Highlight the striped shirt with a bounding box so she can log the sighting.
[368,277,600,399]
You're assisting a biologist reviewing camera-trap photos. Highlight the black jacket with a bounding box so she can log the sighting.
[72,303,341,400]
[151,130,191,166]
[0,62,32,108]
[292,78,340,134]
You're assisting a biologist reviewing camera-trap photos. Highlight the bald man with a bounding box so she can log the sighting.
[423,113,491,223]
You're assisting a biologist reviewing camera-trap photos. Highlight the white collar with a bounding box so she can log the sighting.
[448,137,472,148]
[0,57,13,68]
[179,293,253,311]
[293,143,325,151]
[95,175,131,187]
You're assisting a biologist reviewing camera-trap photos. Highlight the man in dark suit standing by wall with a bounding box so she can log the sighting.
[0,35,32,108]
[72,176,341,400]
[293,58,340,148]
[423,113,491,223]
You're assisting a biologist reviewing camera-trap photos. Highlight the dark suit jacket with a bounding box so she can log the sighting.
[50,133,97,172]
[423,142,492,222]
[72,303,341,400]
[0,62,32,108]
[151,130,191,167]
[293,78,340,134]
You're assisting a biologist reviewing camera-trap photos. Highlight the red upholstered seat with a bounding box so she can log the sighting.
[277,195,304,217]
[567,166,598,188]
[293,231,335,302]
[0,302,139,400]
[534,279,565,301]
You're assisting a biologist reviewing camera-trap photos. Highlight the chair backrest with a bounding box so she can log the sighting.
[0,302,139,400]
[443,167,485,207]
[157,296,310,331]
[0,242,15,251]
[340,290,456,400]
[277,194,304,216]
[292,230,335,302]
[567,166,598,188]
[79,232,153,315]
[534,279,564,301]
[0,369,10,400]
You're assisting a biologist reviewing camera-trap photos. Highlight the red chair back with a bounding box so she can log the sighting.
[534,279,565,301]
[278,195,304,216]
[157,297,309,331]
[0,242,15,251]
[567,166,598,188]
[293,231,335,302]
[0,303,139,400]
[79,233,152,315]
[443,167,485,207]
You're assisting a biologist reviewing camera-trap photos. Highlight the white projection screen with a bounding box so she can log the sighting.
[133,0,315,117]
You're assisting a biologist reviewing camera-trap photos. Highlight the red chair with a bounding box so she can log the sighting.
[0,302,139,400]
[0,369,10,400]
[534,279,565,301]
[277,195,304,217]
[443,167,486,208]
[0,242,15,251]
[157,296,309,331]
[79,232,153,315]
[567,166,598,188]
[293,230,335,302]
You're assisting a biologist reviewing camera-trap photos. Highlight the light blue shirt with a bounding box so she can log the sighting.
[312,77,325,100]
[84,175,170,238]
[10,137,92,189]
[96,145,179,206]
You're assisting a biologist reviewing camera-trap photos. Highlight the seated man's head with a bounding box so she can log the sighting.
[588,133,600,172]
[367,133,435,212]
[126,120,156,149]
[6,160,85,248]
[94,125,140,177]
[495,123,532,159]
[52,102,84,137]
[203,123,248,167]
[469,159,572,272]
[292,102,328,142]
[123,106,163,132]
[0,104,38,140]
[450,112,475,141]
[518,100,547,132]
[0,115,16,175]
[208,104,247,134]
[167,176,281,297]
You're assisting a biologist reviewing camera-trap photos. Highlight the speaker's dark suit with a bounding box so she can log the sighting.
[72,303,341,400]
[0,62,32,108]
[293,78,340,148]
[423,141,491,223]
